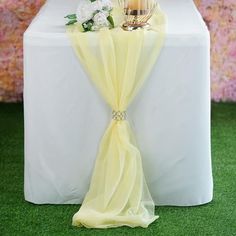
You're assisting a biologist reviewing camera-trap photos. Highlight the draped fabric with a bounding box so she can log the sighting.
[67,6,166,228]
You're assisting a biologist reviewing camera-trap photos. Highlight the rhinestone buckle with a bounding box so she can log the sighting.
[112,110,127,121]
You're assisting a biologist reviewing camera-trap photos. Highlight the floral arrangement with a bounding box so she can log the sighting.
[65,0,114,32]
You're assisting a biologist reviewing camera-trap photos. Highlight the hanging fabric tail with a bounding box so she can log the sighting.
[72,120,158,228]
[67,6,166,228]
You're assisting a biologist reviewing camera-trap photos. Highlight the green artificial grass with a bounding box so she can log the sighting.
[0,103,235,236]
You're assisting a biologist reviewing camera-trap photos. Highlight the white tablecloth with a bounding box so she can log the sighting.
[23,0,213,206]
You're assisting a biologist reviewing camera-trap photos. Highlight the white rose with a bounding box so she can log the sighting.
[93,12,110,28]
[100,9,109,17]
[99,0,113,11]
[91,1,103,12]
[76,0,94,23]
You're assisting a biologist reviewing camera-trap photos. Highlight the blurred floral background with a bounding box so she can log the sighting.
[0,0,45,102]
[0,0,236,102]
[195,0,236,102]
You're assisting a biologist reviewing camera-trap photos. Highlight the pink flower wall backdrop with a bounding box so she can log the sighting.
[0,0,235,102]
[195,0,236,101]
[0,0,45,102]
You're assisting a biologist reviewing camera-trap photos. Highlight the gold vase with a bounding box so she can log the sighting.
[118,0,157,31]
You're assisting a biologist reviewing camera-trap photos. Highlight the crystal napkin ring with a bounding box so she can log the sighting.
[112,111,127,121]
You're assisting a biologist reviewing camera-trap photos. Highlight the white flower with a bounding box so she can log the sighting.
[100,9,109,17]
[93,12,110,28]
[76,0,94,24]
[75,0,113,30]
[91,1,103,12]
[100,0,113,11]
[90,0,113,12]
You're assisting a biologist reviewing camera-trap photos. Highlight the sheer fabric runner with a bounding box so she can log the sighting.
[67,7,166,228]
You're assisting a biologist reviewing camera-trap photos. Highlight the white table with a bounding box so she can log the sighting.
[23,0,213,206]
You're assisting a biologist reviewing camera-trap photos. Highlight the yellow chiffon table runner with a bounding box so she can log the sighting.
[66,6,166,229]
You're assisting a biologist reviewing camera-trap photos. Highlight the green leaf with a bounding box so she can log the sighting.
[82,23,88,32]
[107,15,115,28]
[82,19,94,32]
[66,19,77,25]
[87,23,93,31]
[64,14,76,19]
